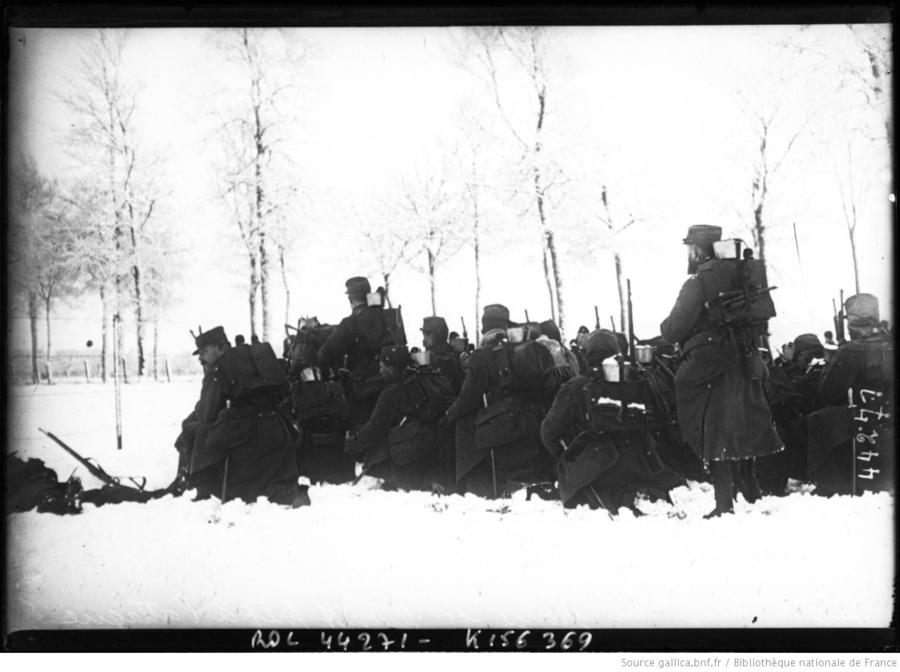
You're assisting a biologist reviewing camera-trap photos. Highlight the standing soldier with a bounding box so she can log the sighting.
[174,326,308,507]
[317,277,400,430]
[660,226,782,518]
[441,304,555,497]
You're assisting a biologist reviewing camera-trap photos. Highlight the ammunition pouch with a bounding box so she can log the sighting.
[474,395,528,450]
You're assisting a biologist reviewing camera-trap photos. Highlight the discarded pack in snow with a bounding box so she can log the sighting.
[696,258,776,327]
[217,341,288,401]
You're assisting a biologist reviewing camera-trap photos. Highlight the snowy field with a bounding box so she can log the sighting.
[5,382,895,633]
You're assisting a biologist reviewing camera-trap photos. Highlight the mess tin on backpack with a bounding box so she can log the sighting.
[713,238,746,260]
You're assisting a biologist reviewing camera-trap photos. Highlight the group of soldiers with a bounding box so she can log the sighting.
[167,224,894,518]
[10,224,888,518]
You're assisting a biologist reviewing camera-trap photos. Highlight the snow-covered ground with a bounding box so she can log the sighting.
[5,382,895,632]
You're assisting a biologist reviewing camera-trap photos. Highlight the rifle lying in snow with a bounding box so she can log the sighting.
[38,427,147,492]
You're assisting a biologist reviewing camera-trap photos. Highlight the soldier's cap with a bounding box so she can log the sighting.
[482,303,511,332]
[345,276,371,295]
[379,344,411,369]
[682,225,723,247]
[421,316,449,337]
[792,333,824,356]
[584,329,621,363]
[192,325,229,355]
[539,319,561,342]
[845,293,879,327]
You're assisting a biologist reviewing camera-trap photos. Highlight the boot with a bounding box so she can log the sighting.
[734,458,762,503]
[705,461,735,518]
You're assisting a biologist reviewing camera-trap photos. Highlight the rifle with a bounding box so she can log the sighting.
[594,306,600,330]
[834,290,846,344]
[460,315,468,341]
[627,279,636,365]
[396,304,408,346]
[38,427,147,492]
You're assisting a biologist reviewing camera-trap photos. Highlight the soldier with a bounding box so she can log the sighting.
[805,293,894,495]
[420,316,464,393]
[345,345,456,491]
[174,326,308,507]
[317,277,401,430]
[442,304,555,498]
[286,318,355,484]
[660,225,783,518]
[540,329,685,514]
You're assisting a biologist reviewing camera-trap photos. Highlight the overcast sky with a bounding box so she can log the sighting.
[7,25,893,358]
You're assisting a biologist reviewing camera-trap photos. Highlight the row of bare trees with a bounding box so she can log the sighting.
[9,32,183,383]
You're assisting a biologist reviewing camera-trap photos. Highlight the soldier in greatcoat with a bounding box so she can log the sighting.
[174,326,307,506]
[660,225,783,517]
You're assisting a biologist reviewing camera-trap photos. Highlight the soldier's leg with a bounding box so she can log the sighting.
[705,460,735,518]
[734,458,762,503]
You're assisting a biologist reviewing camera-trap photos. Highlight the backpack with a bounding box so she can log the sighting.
[696,258,776,327]
[488,341,555,390]
[400,373,457,423]
[217,341,288,401]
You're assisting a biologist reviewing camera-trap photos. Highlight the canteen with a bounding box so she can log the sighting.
[507,326,526,344]
[713,238,745,260]
[635,344,656,364]
[601,357,630,382]
[411,350,432,367]
[300,367,320,383]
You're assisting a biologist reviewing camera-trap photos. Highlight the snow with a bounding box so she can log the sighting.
[5,382,895,632]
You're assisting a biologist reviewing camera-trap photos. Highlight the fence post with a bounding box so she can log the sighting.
[84,359,91,383]
[165,357,171,383]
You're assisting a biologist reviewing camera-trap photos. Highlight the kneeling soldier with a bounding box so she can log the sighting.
[345,345,457,492]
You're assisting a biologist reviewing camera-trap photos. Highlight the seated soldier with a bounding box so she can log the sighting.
[540,329,685,515]
[421,316,464,393]
[805,294,894,496]
[175,326,308,507]
[345,345,456,492]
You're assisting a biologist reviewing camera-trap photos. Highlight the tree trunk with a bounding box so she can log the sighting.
[754,201,766,264]
[129,223,145,379]
[28,290,39,384]
[260,234,271,343]
[248,254,260,338]
[382,272,391,302]
[279,243,291,327]
[44,294,52,368]
[848,226,861,295]
[428,248,437,316]
[472,189,482,342]
[100,285,109,383]
[541,243,556,324]
[545,227,564,335]
[152,319,159,381]
[614,251,627,335]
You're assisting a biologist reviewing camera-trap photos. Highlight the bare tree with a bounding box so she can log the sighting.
[736,86,814,265]
[8,156,78,382]
[398,161,467,316]
[212,28,306,343]
[59,30,160,380]
[465,26,568,333]
[353,202,412,302]
[832,139,872,294]
[62,179,117,381]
